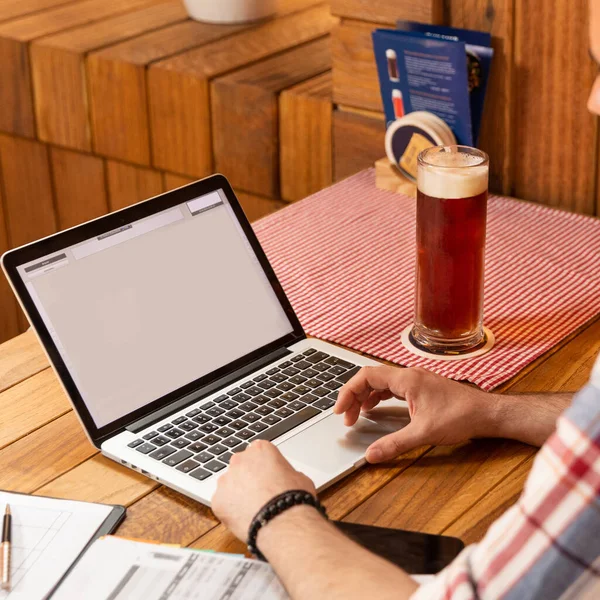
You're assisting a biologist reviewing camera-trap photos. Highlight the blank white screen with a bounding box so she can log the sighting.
[21,192,294,428]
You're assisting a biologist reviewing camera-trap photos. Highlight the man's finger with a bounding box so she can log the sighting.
[361,390,393,412]
[365,424,424,463]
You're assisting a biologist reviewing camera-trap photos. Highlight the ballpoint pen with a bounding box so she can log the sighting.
[1,504,11,591]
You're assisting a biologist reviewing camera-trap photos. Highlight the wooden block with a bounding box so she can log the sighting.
[88,0,324,167]
[330,0,443,25]
[332,19,382,112]
[36,454,157,504]
[148,5,336,177]
[212,37,332,197]
[31,1,188,151]
[0,369,69,450]
[117,487,218,543]
[512,1,596,214]
[0,180,19,343]
[374,157,416,197]
[236,191,285,222]
[446,0,515,196]
[107,160,164,211]
[0,330,48,394]
[333,108,385,181]
[0,412,96,493]
[163,173,196,191]
[0,1,84,23]
[50,148,109,229]
[0,134,57,246]
[280,72,333,202]
[0,0,161,137]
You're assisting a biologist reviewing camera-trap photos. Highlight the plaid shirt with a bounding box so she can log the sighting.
[412,354,600,599]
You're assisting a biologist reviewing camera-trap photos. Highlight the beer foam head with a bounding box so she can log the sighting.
[418,147,488,199]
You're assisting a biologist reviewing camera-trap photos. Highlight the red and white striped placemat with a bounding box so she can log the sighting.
[253,169,600,390]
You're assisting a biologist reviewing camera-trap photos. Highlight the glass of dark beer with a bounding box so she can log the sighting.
[411,145,489,354]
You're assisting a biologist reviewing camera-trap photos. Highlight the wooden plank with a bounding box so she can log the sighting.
[116,487,218,543]
[332,19,382,113]
[163,173,196,191]
[0,0,80,23]
[446,0,515,195]
[0,176,19,343]
[279,72,333,202]
[513,1,597,213]
[0,369,69,450]
[0,134,57,247]
[0,0,161,138]
[0,412,95,493]
[330,0,443,25]
[236,191,285,222]
[333,108,385,181]
[88,0,324,167]
[36,454,157,505]
[148,5,336,177]
[0,330,48,393]
[212,37,331,198]
[444,456,534,544]
[31,0,188,151]
[50,148,109,229]
[107,160,164,211]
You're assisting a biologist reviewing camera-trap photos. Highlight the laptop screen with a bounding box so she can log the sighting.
[15,189,294,429]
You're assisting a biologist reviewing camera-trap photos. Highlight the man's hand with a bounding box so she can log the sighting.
[334,366,500,463]
[212,440,316,541]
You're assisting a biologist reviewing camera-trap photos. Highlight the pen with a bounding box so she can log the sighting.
[1,504,10,591]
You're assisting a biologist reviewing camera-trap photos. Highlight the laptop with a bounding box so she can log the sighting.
[1,175,408,506]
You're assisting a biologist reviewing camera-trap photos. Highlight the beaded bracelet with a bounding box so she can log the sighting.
[247,489,328,561]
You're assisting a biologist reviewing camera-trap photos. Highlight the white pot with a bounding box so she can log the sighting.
[183,0,277,23]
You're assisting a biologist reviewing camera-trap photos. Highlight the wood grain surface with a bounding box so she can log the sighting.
[0,182,18,341]
[212,37,331,198]
[280,72,333,202]
[0,330,49,394]
[107,160,164,211]
[31,0,188,151]
[330,0,443,25]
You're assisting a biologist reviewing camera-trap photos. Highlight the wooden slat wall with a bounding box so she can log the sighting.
[107,161,164,211]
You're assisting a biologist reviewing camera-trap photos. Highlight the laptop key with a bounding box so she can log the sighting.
[220,399,238,410]
[314,398,336,411]
[303,368,319,379]
[252,395,270,405]
[280,392,299,402]
[206,407,225,418]
[215,426,235,438]
[336,366,361,384]
[128,439,144,448]
[328,365,347,376]
[268,399,285,409]
[288,400,307,412]
[233,442,249,453]
[235,393,252,403]
[185,431,203,442]
[199,401,215,410]
[262,415,281,426]
[277,382,294,392]
[165,428,184,439]
[302,348,317,356]
[266,368,280,375]
[209,444,227,456]
[269,373,287,383]
[288,375,307,385]
[176,460,200,474]
[305,378,322,388]
[248,422,268,433]
[258,380,276,390]
[290,355,303,363]
[173,416,187,425]
[152,435,170,446]
[220,452,233,464]
[313,387,329,398]
[213,416,232,427]
[213,395,229,404]
[202,434,221,445]
[185,409,201,418]
[143,432,158,441]
[253,407,320,442]
[192,414,211,424]
[172,438,191,449]
[295,360,312,370]
[239,401,258,412]
[236,429,256,440]
[275,407,294,419]
[205,460,226,473]
[187,441,208,454]
[241,381,254,389]
[157,424,173,433]
[179,421,198,432]
[294,385,311,396]
[305,351,330,364]
[253,374,268,382]
[255,405,273,416]
[189,467,212,481]
[222,436,242,449]
[194,451,213,463]
[164,450,193,467]
[264,388,283,398]
[229,420,247,431]
[326,357,355,369]
[312,362,329,373]
[228,388,243,396]
[328,391,339,401]
[278,361,293,369]
[324,381,342,391]
[316,372,335,382]
[246,387,264,396]
[282,367,300,377]
[150,446,177,460]
[226,408,244,420]
[242,412,261,423]
[300,394,318,405]
[199,423,219,434]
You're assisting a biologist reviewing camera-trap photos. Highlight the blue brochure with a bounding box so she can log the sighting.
[373,23,494,146]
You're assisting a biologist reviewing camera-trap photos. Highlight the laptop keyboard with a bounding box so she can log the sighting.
[127,349,360,482]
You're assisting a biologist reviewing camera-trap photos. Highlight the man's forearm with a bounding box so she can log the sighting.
[258,505,418,600]
[481,393,572,447]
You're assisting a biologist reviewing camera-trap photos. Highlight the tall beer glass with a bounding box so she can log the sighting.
[411,146,489,354]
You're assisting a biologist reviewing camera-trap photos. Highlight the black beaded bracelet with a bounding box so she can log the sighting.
[247,490,328,561]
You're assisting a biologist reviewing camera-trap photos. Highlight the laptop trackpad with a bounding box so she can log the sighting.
[277,413,390,478]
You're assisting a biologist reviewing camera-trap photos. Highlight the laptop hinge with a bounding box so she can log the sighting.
[125,346,292,434]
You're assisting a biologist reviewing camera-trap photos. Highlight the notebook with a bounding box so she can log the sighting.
[0,490,125,600]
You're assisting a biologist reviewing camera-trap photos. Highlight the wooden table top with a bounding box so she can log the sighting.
[1,320,599,555]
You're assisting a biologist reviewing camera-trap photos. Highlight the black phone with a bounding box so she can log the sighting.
[334,521,464,574]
